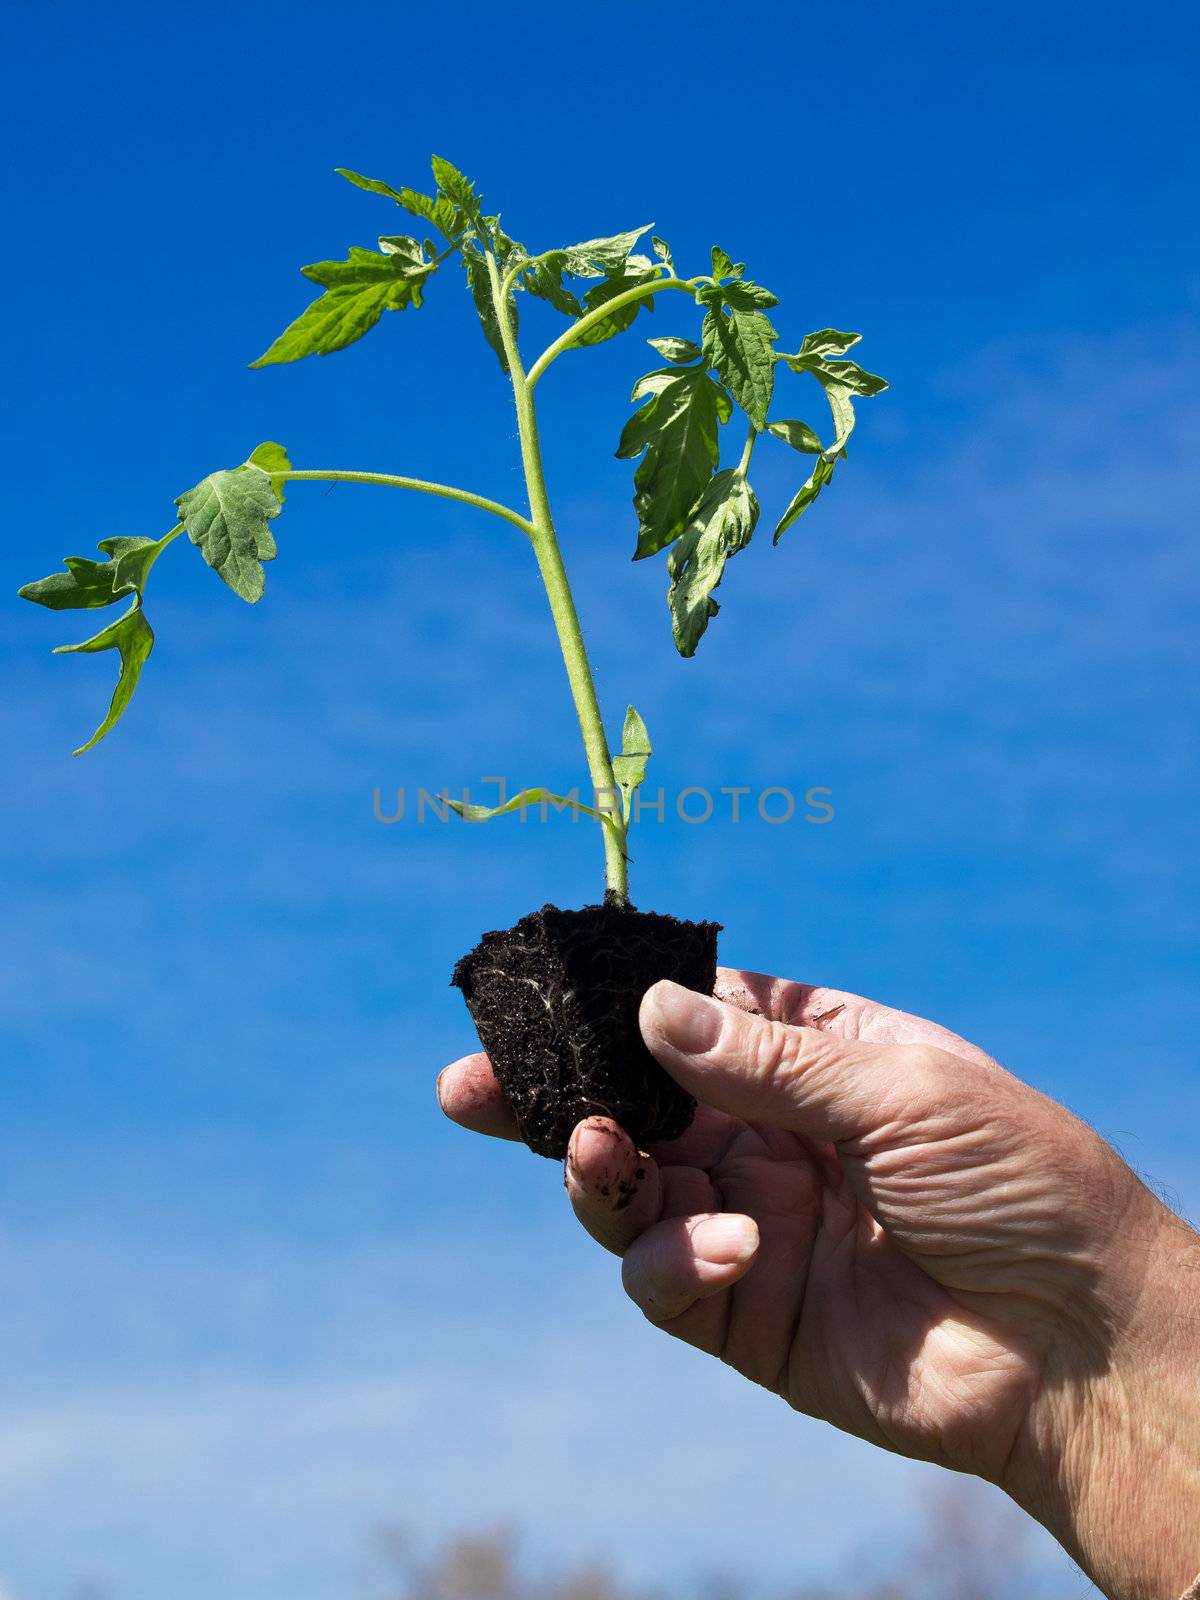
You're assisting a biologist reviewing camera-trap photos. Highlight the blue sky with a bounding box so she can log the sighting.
[1,2,1197,1596]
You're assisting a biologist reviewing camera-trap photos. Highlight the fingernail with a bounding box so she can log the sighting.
[645,981,724,1055]
[690,1215,759,1265]
[435,1068,447,1111]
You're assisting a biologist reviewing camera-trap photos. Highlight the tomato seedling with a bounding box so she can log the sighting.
[20,156,886,1156]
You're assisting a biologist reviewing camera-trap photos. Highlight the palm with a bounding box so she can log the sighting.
[641,1103,1041,1482]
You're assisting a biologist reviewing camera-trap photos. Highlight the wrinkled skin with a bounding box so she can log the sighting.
[438,970,1200,1600]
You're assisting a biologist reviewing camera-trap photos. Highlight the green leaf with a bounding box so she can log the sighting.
[519,228,649,323]
[20,553,132,610]
[430,155,481,226]
[107,532,176,596]
[652,236,674,273]
[251,247,429,366]
[246,440,292,503]
[797,328,862,357]
[611,705,652,823]
[399,189,459,239]
[559,226,650,277]
[766,419,824,454]
[20,533,171,610]
[617,366,732,558]
[335,168,459,238]
[336,168,405,203]
[175,464,280,603]
[513,249,577,315]
[378,234,428,270]
[465,250,511,370]
[647,336,702,364]
[784,352,889,400]
[445,787,622,838]
[523,256,583,317]
[780,336,889,452]
[773,453,837,543]
[702,304,778,429]
[815,358,889,398]
[574,258,659,346]
[667,470,760,656]
[53,601,155,756]
[721,279,779,310]
[711,245,742,281]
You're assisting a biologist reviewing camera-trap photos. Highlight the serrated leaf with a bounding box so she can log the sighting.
[521,253,583,318]
[781,337,889,452]
[176,465,280,603]
[21,534,171,610]
[446,787,621,837]
[667,470,760,656]
[611,705,652,823]
[785,352,889,399]
[399,188,459,238]
[797,328,862,357]
[431,155,481,226]
[711,246,742,281]
[702,305,778,429]
[652,236,674,273]
[721,279,779,310]
[647,336,702,364]
[816,358,889,398]
[247,441,292,503]
[251,247,429,366]
[617,366,732,558]
[574,260,659,346]
[465,250,511,370]
[335,168,459,238]
[108,531,176,596]
[52,601,155,755]
[774,453,837,543]
[559,226,650,277]
[20,554,131,610]
[766,419,824,454]
[378,234,428,270]
[336,168,406,203]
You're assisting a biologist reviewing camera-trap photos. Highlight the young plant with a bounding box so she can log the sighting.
[20,157,886,1157]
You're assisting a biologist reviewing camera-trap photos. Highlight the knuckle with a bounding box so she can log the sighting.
[887,1042,955,1102]
[744,1015,805,1086]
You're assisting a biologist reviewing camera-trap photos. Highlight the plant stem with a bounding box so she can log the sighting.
[526,275,699,390]
[736,422,758,476]
[485,251,630,903]
[279,470,534,536]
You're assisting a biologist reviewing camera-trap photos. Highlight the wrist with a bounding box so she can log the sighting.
[1006,1199,1200,1599]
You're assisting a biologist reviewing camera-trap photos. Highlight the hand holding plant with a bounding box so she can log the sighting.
[440,974,1200,1600]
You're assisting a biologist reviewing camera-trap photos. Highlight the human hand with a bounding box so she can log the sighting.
[439,969,1200,1600]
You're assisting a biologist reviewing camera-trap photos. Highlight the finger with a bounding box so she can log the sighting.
[640,980,959,1145]
[436,1053,521,1141]
[564,1118,664,1255]
[715,967,996,1071]
[622,1212,760,1326]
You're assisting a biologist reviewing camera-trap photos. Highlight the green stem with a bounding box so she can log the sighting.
[526,275,700,390]
[484,250,630,903]
[279,469,534,536]
[736,422,758,476]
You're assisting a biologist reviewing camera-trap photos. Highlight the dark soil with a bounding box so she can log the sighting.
[451,902,721,1159]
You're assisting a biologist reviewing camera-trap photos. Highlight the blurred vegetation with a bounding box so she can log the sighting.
[366,1487,1046,1600]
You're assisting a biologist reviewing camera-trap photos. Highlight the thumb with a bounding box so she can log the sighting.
[640,980,949,1144]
